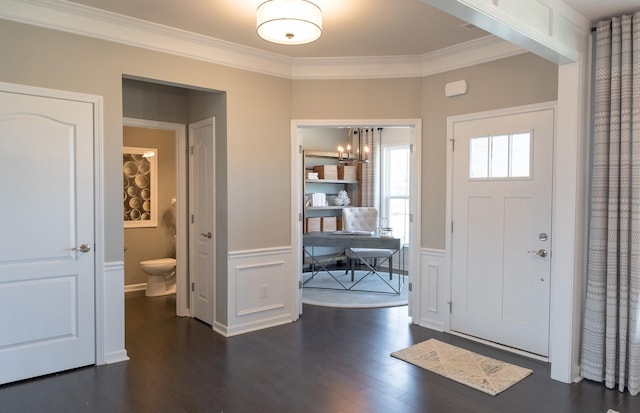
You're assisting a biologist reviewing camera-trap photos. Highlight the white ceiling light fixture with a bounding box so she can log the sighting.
[256,0,322,45]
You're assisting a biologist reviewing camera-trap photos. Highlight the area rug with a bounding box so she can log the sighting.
[302,270,407,308]
[391,339,533,396]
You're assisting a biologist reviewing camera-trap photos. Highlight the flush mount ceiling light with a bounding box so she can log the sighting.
[256,0,322,45]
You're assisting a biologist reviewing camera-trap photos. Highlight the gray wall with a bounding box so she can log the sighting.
[292,77,423,120]
[0,19,558,257]
[1,19,557,328]
[122,79,189,123]
[302,127,348,151]
[420,53,558,249]
[292,53,558,250]
[0,20,291,266]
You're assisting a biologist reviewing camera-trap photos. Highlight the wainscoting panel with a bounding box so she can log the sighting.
[225,247,295,337]
[102,261,129,364]
[426,263,439,312]
[419,248,449,332]
[235,260,286,316]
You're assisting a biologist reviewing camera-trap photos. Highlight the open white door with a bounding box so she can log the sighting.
[450,106,554,357]
[189,118,215,325]
[0,87,95,384]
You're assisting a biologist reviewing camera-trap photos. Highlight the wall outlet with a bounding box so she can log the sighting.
[260,284,269,298]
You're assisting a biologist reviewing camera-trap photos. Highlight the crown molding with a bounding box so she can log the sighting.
[290,35,524,79]
[291,55,425,80]
[420,34,525,76]
[0,0,525,80]
[0,0,293,78]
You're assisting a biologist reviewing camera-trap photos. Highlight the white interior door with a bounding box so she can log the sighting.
[451,107,553,357]
[0,87,95,384]
[189,118,215,325]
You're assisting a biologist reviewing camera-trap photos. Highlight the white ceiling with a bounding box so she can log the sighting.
[63,0,640,59]
[561,0,638,21]
[66,0,490,58]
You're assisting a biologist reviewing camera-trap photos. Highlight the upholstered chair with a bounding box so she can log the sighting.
[341,207,394,280]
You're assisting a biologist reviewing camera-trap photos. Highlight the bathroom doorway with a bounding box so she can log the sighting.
[122,77,227,321]
[122,118,188,315]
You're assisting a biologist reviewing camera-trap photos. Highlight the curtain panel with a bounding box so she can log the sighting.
[360,128,381,210]
[582,12,640,396]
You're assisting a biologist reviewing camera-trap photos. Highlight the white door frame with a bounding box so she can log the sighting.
[122,118,189,317]
[445,101,557,355]
[291,119,422,320]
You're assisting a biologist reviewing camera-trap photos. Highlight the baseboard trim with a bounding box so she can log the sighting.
[124,283,147,293]
[215,314,293,337]
[213,321,228,337]
[419,318,445,332]
[103,349,129,364]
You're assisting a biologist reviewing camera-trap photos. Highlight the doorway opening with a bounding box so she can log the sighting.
[122,118,186,314]
[292,119,422,320]
[121,77,226,325]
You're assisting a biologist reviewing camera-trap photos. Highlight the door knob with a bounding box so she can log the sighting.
[200,232,212,239]
[72,243,91,253]
[528,248,547,258]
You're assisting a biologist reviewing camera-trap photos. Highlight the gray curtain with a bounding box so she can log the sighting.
[359,128,381,210]
[581,12,640,396]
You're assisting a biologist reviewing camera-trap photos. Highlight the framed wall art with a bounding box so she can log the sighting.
[123,146,157,228]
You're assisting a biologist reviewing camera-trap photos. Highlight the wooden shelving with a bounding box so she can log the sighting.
[306,206,346,211]
[305,179,358,184]
[303,150,361,234]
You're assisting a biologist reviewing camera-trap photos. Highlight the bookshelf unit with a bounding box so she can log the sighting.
[302,150,361,233]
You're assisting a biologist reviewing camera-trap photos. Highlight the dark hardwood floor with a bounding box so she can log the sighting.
[0,292,637,412]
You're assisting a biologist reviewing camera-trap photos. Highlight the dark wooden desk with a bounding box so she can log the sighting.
[303,232,404,294]
[303,231,401,249]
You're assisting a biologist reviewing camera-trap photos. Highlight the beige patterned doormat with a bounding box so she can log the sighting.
[391,339,533,396]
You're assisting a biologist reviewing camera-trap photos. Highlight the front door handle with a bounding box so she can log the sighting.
[72,243,91,253]
[200,232,212,239]
[528,248,547,258]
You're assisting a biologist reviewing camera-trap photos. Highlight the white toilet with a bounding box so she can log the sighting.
[140,258,176,297]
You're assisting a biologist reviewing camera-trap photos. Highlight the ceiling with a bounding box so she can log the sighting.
[65,0,489,59]
[61,1,639,60]
[561,0,638,21]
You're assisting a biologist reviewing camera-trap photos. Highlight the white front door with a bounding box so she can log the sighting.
[450,107,554,356]
[0,87,95,384]
[189,118,215,325]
